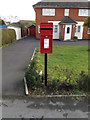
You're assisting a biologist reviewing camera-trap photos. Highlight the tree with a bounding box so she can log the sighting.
[0,19,6,25]
[32,21,36,25]
[83,17,90,28]
[16,21,25,29]
[11,21,25,29]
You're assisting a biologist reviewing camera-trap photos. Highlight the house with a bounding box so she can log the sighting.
[8,25,21,40]
[33,0,90,40]
[28,25,36,36]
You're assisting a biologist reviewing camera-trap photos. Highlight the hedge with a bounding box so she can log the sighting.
[1,29,16,46]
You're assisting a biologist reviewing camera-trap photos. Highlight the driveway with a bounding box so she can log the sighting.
[2,37,88,97]
[2,37,39,96]
[53,39,88,46]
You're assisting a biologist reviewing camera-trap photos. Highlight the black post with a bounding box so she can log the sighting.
[45,53,47,86]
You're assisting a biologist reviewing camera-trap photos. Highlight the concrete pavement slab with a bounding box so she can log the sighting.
[1,97,89,119]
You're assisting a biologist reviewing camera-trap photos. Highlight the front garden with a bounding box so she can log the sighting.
[25,46,89,95]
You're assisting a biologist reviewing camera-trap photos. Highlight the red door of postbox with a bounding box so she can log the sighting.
[40,23,53,54]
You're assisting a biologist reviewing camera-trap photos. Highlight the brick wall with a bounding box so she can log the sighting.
[35,8,89,39]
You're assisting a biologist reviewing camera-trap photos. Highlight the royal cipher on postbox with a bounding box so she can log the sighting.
[40,23,53,54]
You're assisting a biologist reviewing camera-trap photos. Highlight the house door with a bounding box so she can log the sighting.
[64,25,72,40]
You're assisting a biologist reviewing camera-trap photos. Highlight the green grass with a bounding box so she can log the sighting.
[0,44,9,49]
[26,45,89,95]
[36,46,88,74]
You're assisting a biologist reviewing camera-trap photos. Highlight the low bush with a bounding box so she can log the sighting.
[2,29,16,46]
[73,36,78,40]
[47,68,89,92]
[25,59,89,94]
[25,59,41,90]
[78,71,89,91]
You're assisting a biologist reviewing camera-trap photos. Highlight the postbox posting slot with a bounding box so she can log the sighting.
[40,28,52,30]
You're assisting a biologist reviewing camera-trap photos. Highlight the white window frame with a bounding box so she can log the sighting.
[50,9,55,16]
[79,9,89,16]
[77,26,81,33]
[75,26,81,33]
[75,22,84,39]
[88,28,90,34]
[65,9,69,16]
[42,9,55,16]
[54,25,58,33]
[38,25,40,34]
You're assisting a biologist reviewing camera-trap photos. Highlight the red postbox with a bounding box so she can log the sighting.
[40,23,53,54]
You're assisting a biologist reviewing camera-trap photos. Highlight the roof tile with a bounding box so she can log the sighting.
[33,2,89,8]
[59,16,77,24]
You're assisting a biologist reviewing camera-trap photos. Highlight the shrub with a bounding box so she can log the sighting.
[73,36,78,40]
[25,59,41,90]
[2,29,16,46]
[78,71,89,91]
[0,20,6,25]
[44,68,89,92]
[47,69,78,91]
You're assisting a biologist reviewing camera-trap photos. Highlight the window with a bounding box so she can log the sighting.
[75,26,81,33]
[54,25,58,33]
[38,25,40,33]
[77,26,81,32]
[79,9,90,16]
[42,9,55,16]
[50,9,55,16]
[65,9,69,16]
[75,26,77,33]
[67,27,70,33]
[88,28,90,34]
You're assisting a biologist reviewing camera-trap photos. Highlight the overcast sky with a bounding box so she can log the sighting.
[0,0,40,21]
[0,0,89,21]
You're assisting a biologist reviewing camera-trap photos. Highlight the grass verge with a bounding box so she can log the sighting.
[25,46,89,96]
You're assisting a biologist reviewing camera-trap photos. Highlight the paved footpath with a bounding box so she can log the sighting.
[1,97,90,119]
[2,37,39,96]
